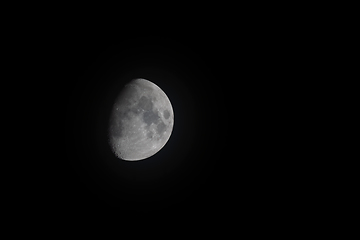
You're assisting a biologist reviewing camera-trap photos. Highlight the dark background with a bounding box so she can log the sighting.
[8,5,334,232]
[42,22,307,220]
[0,1,338,234]
[62,36,221,214]
[52,32,248,215]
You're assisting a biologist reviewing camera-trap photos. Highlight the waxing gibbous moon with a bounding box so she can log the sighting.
[108,78,174,161]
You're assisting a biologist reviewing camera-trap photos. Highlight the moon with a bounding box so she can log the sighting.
[108,78,174,161]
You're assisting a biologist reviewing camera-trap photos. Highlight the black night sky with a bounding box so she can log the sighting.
[8,4,322,231]
[44,23,298,219]
[58,34,223,214]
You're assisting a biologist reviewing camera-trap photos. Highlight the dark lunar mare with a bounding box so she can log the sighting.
[156,122,167,135]
[143,111,160,125]
[134,96,169,137]
[137,96,153,111]
[110,94,169,140]
[163,109,170,119]
[134,96,161,126]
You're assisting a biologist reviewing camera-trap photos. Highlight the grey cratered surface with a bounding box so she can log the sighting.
[108,78,174,161]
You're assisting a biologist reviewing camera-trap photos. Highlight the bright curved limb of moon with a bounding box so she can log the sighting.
[108,78,174,161]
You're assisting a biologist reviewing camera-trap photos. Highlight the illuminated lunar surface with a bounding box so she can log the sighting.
[108,78,174,161]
